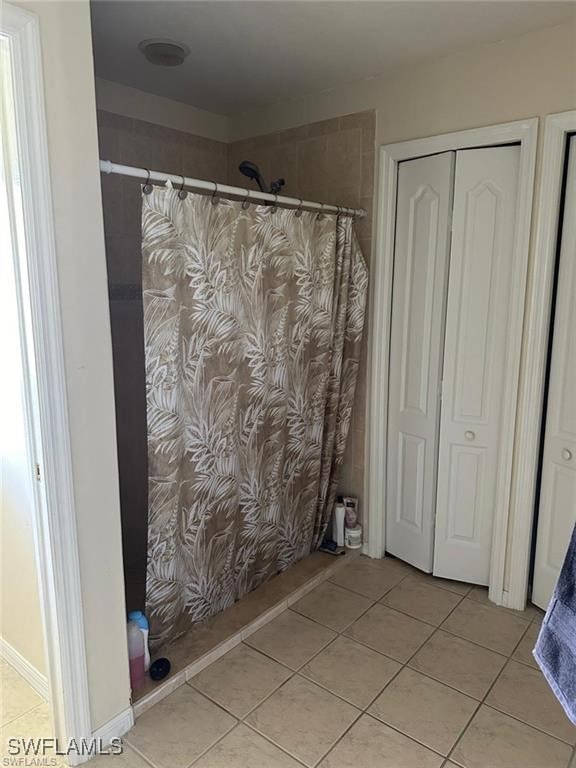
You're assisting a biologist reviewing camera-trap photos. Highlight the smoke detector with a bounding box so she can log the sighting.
[138,39,190,67]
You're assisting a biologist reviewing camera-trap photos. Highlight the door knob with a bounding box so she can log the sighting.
[562,448,573,461]
[465,430,476,441]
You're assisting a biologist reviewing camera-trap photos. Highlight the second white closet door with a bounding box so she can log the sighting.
[434,146,520,584]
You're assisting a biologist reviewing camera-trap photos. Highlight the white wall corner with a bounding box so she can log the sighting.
[0,636,49,700]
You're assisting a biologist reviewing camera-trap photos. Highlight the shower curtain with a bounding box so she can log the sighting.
[142,186,368,647]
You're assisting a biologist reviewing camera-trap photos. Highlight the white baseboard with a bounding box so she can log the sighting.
[0,636,48,700]
[92,706,134,747]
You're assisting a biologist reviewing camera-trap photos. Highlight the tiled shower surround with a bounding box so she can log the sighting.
[96,109,375,611]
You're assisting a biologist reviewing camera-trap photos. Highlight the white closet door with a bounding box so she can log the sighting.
[532,137,576,610]
[434,146,520,584]
[386,152,455,571]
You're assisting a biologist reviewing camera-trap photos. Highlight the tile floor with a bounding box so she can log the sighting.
[0,659,66,766]
[4,555,576,768]
[105,556,575,768]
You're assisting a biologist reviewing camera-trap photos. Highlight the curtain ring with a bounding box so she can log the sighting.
[241,189,251,210]
[211,182,220,206]
[178,174,187,200]
[295,198,303,218]
[316,203,326,221]
[270,193,278,213]
[142,168,153,195]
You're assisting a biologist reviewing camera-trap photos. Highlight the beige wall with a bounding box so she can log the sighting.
[230,21,576,143]
[229,19,576,557]
[95,78,229,142]
[16,1,130,730]
[0,278,46,675]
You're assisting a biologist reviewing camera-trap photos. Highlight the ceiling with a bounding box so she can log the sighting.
[90,1,575,115]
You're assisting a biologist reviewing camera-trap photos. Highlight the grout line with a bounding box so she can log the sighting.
[130,556,564,768]
[481,700,576,748]
[240,720,316,768]
[133,553,350,717]
[442,611,574,765]
[0,701,48,730]
[240,567,476,765]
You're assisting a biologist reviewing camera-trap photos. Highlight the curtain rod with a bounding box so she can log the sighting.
[99,160,366,218]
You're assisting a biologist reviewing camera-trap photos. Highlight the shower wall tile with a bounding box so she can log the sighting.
[96,109,228,612]
[98,108,375,608]
[227,110,376,518]
[308,116,341,137]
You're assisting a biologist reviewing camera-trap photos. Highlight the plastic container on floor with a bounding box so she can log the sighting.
[345,525,362,549]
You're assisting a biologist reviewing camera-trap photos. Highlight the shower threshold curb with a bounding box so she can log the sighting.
[132,548,359,718]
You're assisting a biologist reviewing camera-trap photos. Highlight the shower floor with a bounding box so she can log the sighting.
[100,555,575,768]
[133,550,351,712]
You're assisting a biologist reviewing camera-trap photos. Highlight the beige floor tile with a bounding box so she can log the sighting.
[467,587,543,622]
[318,714,443,768]
[0,661,44,726]
[381,579,463,626]
[245,675,359,767]
[244,609,336,670]
[194,723,302,768]
[368,667,478,755]
[330,556,409,599]
[486,660,576,744]
[301,635,401,708]
[89,744,152,767]
[189,643,292,717]
[125,685,236,768]
[441,598,529,655]
[292,581,373,631]
[406,570,472,596]
[344,603,434,662]
[451,705,571,768]
[409,630,506,700]
[512,622,540,669]
[0,703,64,766]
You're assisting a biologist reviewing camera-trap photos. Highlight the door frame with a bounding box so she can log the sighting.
[507,111,576,609]
[2,5,94,761]
[366,119,537,608]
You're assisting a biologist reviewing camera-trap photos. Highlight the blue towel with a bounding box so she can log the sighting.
[533,522,576,724]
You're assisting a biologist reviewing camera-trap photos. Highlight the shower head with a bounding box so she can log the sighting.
[239,161,268,193]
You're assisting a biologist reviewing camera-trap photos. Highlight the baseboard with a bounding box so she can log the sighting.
[92,706,134,748]
[0,636,48,700]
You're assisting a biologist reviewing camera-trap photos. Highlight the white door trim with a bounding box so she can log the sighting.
[366,119,538,608]
[507,111,576,609]
[2,4,93,760]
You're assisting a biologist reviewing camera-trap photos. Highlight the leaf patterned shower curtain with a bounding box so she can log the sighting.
[142,186,368,647]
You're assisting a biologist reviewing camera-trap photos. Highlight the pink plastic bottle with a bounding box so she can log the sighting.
[127,620,145,690]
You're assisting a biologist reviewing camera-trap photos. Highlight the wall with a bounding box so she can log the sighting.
[0,190,45,675]
[228,19,576,556]
[230,21,576,143]
[228,112,375,506]
[97,110,228,611]
[15,0,130,731]
[95,78,229,142]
